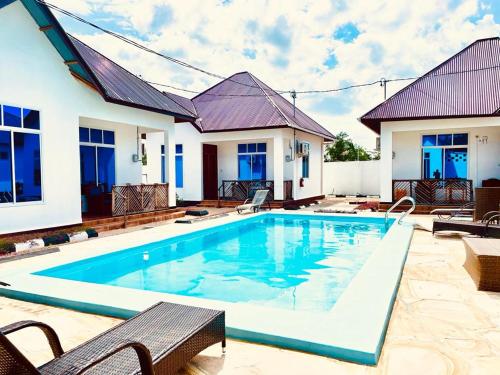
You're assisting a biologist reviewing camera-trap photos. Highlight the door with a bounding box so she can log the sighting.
[203,144,218,199]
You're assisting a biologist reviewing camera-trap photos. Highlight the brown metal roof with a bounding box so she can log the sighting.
[68,35,197,121]
[191,72,335,140]
[360,37,500,134]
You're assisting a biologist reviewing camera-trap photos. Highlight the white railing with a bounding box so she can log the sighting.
[385,196,416,225]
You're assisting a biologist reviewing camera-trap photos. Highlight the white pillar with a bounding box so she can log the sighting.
[164,128,177,207]
[273,134,284,200]
[379,125,393,202]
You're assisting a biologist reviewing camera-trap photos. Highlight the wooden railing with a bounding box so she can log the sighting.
[218,180,293,201]
[392,179,473,205]
[112,183,169,216]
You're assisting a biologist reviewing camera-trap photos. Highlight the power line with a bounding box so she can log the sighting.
[38,0,500,100]
[37,0,287,94]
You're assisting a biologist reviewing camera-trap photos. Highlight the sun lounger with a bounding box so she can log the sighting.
[0,302,225,375]
[463,237,500,291]
[236,189,269,214]
[430,202,475,219]
[433,212,500,238]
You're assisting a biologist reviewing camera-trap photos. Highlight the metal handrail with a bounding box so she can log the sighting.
[385,196,416,225]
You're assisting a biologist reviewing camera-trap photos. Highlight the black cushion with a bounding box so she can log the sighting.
[185,210,209,217]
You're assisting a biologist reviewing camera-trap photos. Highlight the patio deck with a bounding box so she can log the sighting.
[1,215,499,374]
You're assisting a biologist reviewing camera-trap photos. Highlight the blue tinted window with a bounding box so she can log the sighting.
[257,143,266,152]
[175,155,183,187]
[422,148,443,179]
[80,145,97,186]
[248,143,256,153]
[14,133,42,202]
[445,148,467,179]
[238,155,252,180]
[90,129,103,143]
[0,130,13,203]
[437,134,452,146]
[161,155,166,183]
[175,144,183,154]
[238,144,247,153]
[97,147,115,192]
[453,133,468,145]
[161,145,165,155]
[23,109,40,130]
[302,155,310,178]
[251,154,266,180]
[103,130,115,145]
[422,135,436,146]
[79,127,90,142]
[3,106,21,127]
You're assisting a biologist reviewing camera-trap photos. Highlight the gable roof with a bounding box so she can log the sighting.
[14,0,196,121]
[360,37,500,134]
[192,72,335,141]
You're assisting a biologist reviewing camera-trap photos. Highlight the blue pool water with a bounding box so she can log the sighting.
[35,214,394,312]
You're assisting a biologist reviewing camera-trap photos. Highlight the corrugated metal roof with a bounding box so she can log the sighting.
[360,37,500,134]
[68,36,197,120]
[192,72,334,140]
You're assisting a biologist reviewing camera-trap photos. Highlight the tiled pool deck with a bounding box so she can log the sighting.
[1,214,500,374]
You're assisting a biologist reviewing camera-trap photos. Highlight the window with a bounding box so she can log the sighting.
[421,133,468,179]
[160,144,183,187]
[237,143,266,180]
[302,155,310,178]
[79,127,115,192]
[175,144,183,188]
[0,104,42,204]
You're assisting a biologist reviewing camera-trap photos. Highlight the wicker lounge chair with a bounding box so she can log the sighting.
[236,189,269,214]
[433,211,500,238]
[0,302,225,375]
[463,237,500,291]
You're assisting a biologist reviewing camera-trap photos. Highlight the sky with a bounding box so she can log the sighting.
[53,0,500,148]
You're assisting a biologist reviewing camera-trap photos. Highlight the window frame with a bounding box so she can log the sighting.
[0,103,44,207]
[420,132,469,180]
[302,154,310,179]
[79,127,116,192]
[237,142,267,181]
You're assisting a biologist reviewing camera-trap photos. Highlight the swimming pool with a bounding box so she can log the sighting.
[0,212,414,364]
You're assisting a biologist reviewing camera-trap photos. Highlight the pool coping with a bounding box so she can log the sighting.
[0,211,414,365]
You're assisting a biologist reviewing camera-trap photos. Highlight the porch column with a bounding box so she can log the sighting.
[164,129,177,207]
[379,125,393,202]
[273,135,284,200]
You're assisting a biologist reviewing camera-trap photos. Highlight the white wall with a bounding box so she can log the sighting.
[379,117,500,202]
[0,1,176,234]
[291,129,324,200]
[323,161,380,196]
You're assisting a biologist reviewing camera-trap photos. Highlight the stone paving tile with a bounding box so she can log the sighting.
[0,215,499,374]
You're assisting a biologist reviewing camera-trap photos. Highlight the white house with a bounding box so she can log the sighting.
[360,37,500,207]
[143,72,335,206]
[0,0,197,235]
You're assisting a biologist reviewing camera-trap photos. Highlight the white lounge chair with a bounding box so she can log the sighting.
[236,190,269,214]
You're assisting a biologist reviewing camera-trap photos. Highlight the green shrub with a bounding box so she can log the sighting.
[43,233,70,246]
[0,240,15,254]
[85,228,98,238]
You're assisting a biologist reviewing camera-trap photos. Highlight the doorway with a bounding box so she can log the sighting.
[203,144,218,199]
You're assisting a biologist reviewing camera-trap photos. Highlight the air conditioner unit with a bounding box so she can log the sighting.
[296,141,310,157]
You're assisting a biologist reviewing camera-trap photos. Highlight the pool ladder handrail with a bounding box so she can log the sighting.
[385,196,416,225]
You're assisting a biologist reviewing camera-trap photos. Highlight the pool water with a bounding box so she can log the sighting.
[35,214,393,312]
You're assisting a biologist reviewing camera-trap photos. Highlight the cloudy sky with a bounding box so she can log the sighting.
[53,0,500,148]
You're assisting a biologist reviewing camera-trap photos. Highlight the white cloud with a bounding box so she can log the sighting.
[54,0,500,148]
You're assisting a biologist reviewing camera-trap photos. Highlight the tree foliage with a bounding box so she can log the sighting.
[324,132,379,162]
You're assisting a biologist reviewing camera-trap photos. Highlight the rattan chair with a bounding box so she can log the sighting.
[433,211,500,238]
[0,302,225,375]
